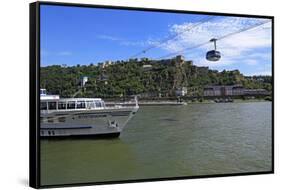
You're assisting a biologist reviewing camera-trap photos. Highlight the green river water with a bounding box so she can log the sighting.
[40,102,272,186]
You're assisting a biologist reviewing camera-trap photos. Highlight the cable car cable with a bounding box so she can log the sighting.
[129,15,216,59]
[156,20,271,60]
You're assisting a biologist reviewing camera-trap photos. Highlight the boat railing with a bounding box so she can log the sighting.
[41,99,104,111]
[40,98,138,112]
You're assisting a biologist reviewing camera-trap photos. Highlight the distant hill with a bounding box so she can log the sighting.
[40,57,272,99]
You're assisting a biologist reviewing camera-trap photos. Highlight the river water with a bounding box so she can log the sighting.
[40,102,272,186]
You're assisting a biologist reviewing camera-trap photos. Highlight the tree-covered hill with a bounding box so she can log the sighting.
[40,57,272,99]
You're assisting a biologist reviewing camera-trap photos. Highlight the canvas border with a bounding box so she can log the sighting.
[29,1,274,188]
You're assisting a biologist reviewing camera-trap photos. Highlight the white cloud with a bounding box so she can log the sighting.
[94,17,272,76]
[161,17,271,55]
[148,17,271,70]
[97,35,122,41]
[245,71,272,76]
[120,41,147,47]
[247,52,271,60]
[244,59,258,65]
[97,34,151,47]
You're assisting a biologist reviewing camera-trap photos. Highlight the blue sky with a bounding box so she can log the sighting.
[40,5,272,76]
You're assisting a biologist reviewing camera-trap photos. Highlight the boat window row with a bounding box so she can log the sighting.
[40,100,105,110]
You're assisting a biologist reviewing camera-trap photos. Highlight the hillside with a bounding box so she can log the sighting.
[40,57,272,99]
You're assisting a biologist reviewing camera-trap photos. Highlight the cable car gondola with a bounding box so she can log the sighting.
[206,38,221,61]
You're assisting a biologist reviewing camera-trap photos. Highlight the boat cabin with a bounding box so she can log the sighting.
[40,89,105,111]
[40,89,47,95]
[40,98,106,111]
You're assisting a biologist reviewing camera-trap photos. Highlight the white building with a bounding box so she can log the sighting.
[100,60,112,69]
[203,85,245,96]
[142,64,152,71]
[175,87,187,97]
[80,76,88,87]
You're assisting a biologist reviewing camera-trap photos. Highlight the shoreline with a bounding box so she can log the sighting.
[188,99,271,104]
[105,99,271,106]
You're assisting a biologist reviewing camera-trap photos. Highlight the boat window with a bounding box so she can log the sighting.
[86,101,94,108]
[77,101,86,109]
[58,102,66,110]
[101,101,105,107]
[48,102,57,110]
[40,102,47,110]
[67,101,76,109]
[40,89,46,95]
[95,101,102,108]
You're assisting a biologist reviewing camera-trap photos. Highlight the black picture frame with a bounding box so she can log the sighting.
[30,1,274,188]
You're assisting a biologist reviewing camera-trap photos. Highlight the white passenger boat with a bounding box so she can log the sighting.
[40,89,139,138]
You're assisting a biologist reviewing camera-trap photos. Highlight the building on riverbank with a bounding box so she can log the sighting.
[175,87,187,97]
[203,85,257,97]
[203,85,270,97]
[244,89,270,96]
[203,85,243,96]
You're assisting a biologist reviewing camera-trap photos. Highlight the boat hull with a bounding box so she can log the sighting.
[40,106,138,137]
[40,132,121,139]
